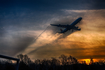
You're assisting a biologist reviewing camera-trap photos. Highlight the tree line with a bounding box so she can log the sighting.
[0,54,105,70]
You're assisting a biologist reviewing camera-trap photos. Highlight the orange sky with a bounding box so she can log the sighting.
[17,9,105,61]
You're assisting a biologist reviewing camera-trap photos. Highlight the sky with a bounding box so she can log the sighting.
[0,0,105,61]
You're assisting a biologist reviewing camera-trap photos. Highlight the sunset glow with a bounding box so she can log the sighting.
[81,59,91,65]
[79,59,104,65]
[0,0,105,62]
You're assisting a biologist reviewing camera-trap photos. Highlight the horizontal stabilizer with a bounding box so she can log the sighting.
[77,28,81,31]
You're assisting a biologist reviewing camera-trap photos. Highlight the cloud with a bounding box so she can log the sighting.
[24,9,105,60]
[0,30,35,56]
[28,39,105,59]
[0,0,105,60]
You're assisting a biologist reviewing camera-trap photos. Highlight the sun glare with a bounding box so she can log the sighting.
[79,59,101,65]
[83,59,90,65]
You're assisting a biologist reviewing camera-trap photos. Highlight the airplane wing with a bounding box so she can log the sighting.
[50,17,82,33]
[50,24,68,28]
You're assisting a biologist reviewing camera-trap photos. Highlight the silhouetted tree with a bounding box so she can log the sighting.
[23,55,32,64]
[34,59,41,65]
[98,60,105,65]
[51,57,60,65]
[59,54,68,65]
[67,55,78,64]
[17,54,32,65]
[81,61,86,65]
[59,55,78,65]
[1,54,105,70]
[17,54,24,61]
[19,61,31,70]
[89,58,93,65]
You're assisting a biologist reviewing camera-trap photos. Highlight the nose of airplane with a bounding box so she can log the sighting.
[79,17,82,19]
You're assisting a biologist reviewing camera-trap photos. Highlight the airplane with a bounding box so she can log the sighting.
[50,17,82,33]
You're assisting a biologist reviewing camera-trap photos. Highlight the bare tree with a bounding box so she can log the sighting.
[17,54,32,65]
[17,54,23,62]
[59,54,68,65]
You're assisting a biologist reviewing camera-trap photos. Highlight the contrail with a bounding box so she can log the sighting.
[21,26,50,54]
[31,26,49,44]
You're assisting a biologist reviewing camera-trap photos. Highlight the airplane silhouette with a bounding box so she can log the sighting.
[50,17,82,33]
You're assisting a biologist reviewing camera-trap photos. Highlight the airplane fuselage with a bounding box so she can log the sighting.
[70,17,82,26]
[50,17,82,33]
